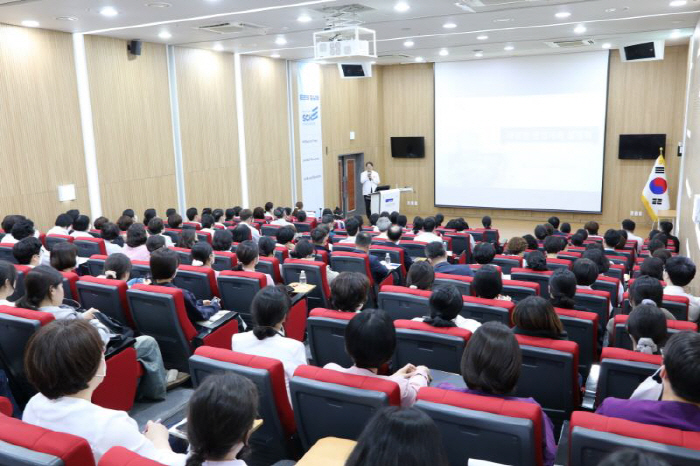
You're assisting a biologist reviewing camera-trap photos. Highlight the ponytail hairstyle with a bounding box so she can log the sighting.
[16,266,63,310]
[185,372,258,466]
[549,268,577,309]
[290,239,314,260]
[627,304,667,354]
[525,250,548,271]
[235,240,259,269]
[424,285,461,328]
[191,242,214,267]
[251,286,290,340]
[0,260,17,292]
[103,253,132,281]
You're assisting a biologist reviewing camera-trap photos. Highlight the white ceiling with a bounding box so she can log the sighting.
[0,0,698,63]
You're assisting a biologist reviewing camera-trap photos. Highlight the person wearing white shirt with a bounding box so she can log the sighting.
[622,219,643,254]
[183,372,258,466]
[338,218,361,244]
[46,213,74,237]
[69,215,93,239]
[22,319,184,464]
[413,216,443,244]
[146,217,174,247]
[413,285,481,333]
[238,209,261,243]
[664,256,700,322]
[360,161,381,219]
[231,287,307,396]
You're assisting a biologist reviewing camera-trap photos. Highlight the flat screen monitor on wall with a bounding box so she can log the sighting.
[391,137,425,158]
[618,134,666,159]
[434,51,610,213]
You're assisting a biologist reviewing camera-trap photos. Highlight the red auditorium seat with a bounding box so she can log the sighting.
[86,254,108,277]
[306,309,355,367]
[44,234,73,251]
[189,347,297,461]
[611,314,697,350]
[434,273,473,296]
[290,365,401,451]
[182,222,201,230]
[274,246,289,264]
[590,275,621,308]
[502,279,540,303]
[442,232,472,262]
[417,387,543,466]
[0,397,11,417]
[461,296,515,326]
[171,246,193,265]
[510,268,553,297]
[7,263,31,301]
[218,270,267,326]
[603,263,625,282]
[554,308,598,378]
[377,285,431,320]
[256,256,282,283]
[393,320,471,373]
[398,240,429,259]
[369,245,407,282]
[282,259,333,310]
[73,237,107,257]
[573,288,610,327]
[76,276,133,327]
[491,255,523,274]
[557,251,582,263]
[212,250,237,271]
[0,411,95,466]
[126,284,239,372]
[172,264,219,301]
[545,258,572,271]
[469,264,502,273]
[620,291,689,321]
[130,260,151,280]
[568,411,700,466]
[596,347,662,407]
[195,230,212,244]
[261,224,282,237]
[98,447,161,465]
[314,248,330,265]
[162,228,181,244]
[60,271,80,303]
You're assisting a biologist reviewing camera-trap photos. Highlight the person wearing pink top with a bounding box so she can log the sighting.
[323,309,430,407]
[122,224,151,262]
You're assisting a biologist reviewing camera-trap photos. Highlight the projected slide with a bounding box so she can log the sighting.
[435,52,609,212]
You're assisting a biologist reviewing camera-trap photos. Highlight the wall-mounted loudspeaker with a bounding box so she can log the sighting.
[620,40,665,62]
[127,40,142,56]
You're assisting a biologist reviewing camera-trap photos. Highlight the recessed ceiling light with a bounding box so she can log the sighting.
[669,0,687,6]
[403,40,414,47]
[574,24,587,34]
[275,36,287,45]
[21,20,39,27]
[602,43,612,49]
[56,16,78,21]
[555,12,571,19]
[475,51,484,57]
[504,45,514,51]
[213,43,224,51]
[439,49,449,56]
[670,29,682,39]
[158,30,172,39]
[146,2,171,7]
[100,6,118,17]
[443,22,457,29]
[415,56,425,62]
[493,18,514,23]
[605,8,617,13]
[394,1,410,12]
[271,53,281,58]
[297,14,312,23]
[477,34,488,40]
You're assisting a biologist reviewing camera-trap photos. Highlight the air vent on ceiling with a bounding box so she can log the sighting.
[455,0,546,12]
[196,21,267,35]
[545,39,596,48]
[313,3,375,14]
[378,53,412,59]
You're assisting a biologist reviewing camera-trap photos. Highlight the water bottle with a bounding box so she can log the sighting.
[299,270,307,285]
[385,253,391,265]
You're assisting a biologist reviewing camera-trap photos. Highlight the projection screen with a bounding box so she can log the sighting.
[435,51,610,212]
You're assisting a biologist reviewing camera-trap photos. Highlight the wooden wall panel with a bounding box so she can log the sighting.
[85,35,177,221]
[174,47,241,210]
[0,24,89,231]
[240,55,292,208]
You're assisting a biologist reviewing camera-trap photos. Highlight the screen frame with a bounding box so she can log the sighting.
[618,134,666,160]
[391,136,425,158]
[433,52,611,214]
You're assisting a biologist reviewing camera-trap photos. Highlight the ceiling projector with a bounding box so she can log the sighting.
[313,26,377,78]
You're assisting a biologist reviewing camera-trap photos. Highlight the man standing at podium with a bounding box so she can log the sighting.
[361,161,380,220]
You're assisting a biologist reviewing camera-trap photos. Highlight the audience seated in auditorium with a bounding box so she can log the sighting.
[122,209,136,221]
[252,207,266,221]
[504,236,527,257]
[66,209,79,222]
[354,232,389,285]
[100,222,124,253]
[274,225,295,251]
[191,242,217,276]
[17,266,169,400]
[147,217,174,247]
[150,248,219,326]
[330,272,369,313]
[412,216,424,235]
[213,229,233,252]
[534,225,547,242]
[0,260,16,306]
[406,261,434,291]
[414,284,481,332]
[481,215,492,229]
[22,320,183,463]
[375,216,392,239]
[117,215,134,233]
[325,309,431,407]
[263,201,274,220]
[622,218,643,253]
[93,216,109,232]
[597,331,700,432]
[186,207,201,227]
[630,275,675,321]
[523,234,539,251]
[46,213,73,237]
[560,222,571,235]
[473,265,511,301]
[168,213,183,229]
[258,236,276,259]
[291,239,338,284]
[582,248,623,303]
[310,226,331,254]
[238,209,260,243]
[212,208,225,229]
[185,372,258,466]
[473,242,497,265]
[122,223,150,262]
[603,229,623,255]
[548,216,566,236]
[524,250,549,271]
[660,221,680,252]
[512,296,568,341]
[628,304,668,355]
[543,222,555,237]
[413,216,442,244]
[570,232,585,247]
[653,248,672,264]
[548,269,579,310]
[199,214,216,238]
[231,286,306,393]
[339,217,361,244]
[437,321,556,465]
[177,229,198,249]
[271,207,292,227]
[70,215,92,239]
[13,237,43,267]
[572,259,601,296]
[1,215,23,242]
[5,218,38,245]
[236,240,274,287]
[346,407,448,466]
[143,208,156,226]
[50,242,78,273]
[377,225,414,271]
[543,235,566,259]
[100,253,132,282]
[230,224,250,244]
[426,242,472,277]
[640,257,664,281]
[584,221,601,240]
[397,214,408,229]
[664,256,700,322]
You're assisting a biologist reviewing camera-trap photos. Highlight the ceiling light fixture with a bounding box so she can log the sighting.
[555,12,571,19]
[146,2,171,7]
[275,36,287,45]
[439,48,449,56]
[271,53,281,58]
[504,45,514,51]
[605,8,617,13]
[100,6,119,17]
[297,13,312,22]
[670,29,682,38]
[403,39,414,47]
[158,30,172,39]
[394,1,410,12]
[669,1,687,6]
[475,51,483,57]
[443,22,457,29]
[213,43,224,51]
[574,24,587,34]
[477,34,488,40]
[493,18,513,23]
[415,56,425,62]
[21,20,39,27]
[56,16,78,21]
[602,42,612,49]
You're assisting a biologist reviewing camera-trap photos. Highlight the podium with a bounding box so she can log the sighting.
[370,188,414,215]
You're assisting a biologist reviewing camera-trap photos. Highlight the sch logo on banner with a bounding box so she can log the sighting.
[302,106,319,122]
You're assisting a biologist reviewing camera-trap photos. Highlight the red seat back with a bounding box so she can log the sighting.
[98,447,162,465]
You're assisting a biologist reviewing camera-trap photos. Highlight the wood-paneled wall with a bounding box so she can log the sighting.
[240,55,292,208]
[174,47,241,209]
[319,47,688,229]
[85,35,178,221]
[0,24,89,231]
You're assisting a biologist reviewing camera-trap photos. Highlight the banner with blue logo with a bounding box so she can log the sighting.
[297,62,324,215]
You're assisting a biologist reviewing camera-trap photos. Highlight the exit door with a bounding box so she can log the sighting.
[338,153,364,218]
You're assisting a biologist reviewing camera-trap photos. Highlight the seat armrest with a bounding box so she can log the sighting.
[193,311,240,348]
